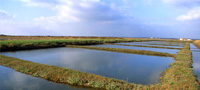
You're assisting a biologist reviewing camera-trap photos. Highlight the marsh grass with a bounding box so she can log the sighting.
[0,39,154,52]
[134,42,184,47]
[0,36,199,90]
[0,39,127,52]
[1,43,198,89]
[66,45,175,57]
[110,43,182,50]
[193,40,200,49]
[149,42,199,90]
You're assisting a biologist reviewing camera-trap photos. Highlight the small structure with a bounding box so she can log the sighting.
[180,38,191,41]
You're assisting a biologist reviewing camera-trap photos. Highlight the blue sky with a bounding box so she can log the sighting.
[0,0,200,39]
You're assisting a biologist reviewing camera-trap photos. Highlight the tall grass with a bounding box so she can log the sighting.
[155,43,199,90]
[193,40,200,49]
[66,45,175,57]
[0,39,139,52]
[110,43,182,50]
[0,42,199,89]
[0,36,199,89]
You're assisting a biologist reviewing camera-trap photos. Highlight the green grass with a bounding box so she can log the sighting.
[134,42,184,47]
[110,43,182,50]
[154,42,199,90]
[193,40,200,49]
[0,39,134,52]
[66,45,175,57]
[0,42,198,90]
[0,37,199,90]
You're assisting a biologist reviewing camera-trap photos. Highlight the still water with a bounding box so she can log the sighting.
[1,47,174,85]
[92,44,179,54]
[117,41,184,48]
[191,44,200,81]
[0,65,87,90]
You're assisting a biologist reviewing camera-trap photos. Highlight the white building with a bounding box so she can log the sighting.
[180,38,191,41]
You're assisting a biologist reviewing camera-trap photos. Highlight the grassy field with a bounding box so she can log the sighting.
[0,36,189,52]
[193,40,200,49]
[0,39,143,52]
[0,36,199,89]
[1,36,167,52]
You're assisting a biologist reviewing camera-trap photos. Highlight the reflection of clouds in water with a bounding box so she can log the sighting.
[9,71,41,90]
[59,49,123,71]
[0,66,84,90]
[126,56,173,84]
[193,63,200,70]
[1,47,174,85]
[0,66,40,90]
[147,63,172,85]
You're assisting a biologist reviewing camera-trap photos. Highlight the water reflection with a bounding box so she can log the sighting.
[190,44,200,81]
[117,41,184,48]
[91,44,179,54]
[0,66,86,90]
[1,47,174,85]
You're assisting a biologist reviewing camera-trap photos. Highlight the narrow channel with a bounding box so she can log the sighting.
[191,44,200,81]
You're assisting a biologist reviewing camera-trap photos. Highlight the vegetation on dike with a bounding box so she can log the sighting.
[193,40,200,49]
[110,43,182,50]
[0,39,149,52]
[135,42,184,47]
[147,43,199,90]
[66,45,175,57]
[0,41,199,89]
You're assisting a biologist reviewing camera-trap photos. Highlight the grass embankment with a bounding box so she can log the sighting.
[66,45,174,57]
[135,43,183,47]
[148,43,199,89]
[193,40,200,49]
[0,39,148,52]
[0,42,199,89]
[110,43,182,50]
[0,55,146,89]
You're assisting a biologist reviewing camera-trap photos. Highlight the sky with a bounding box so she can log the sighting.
[0,0,200,39]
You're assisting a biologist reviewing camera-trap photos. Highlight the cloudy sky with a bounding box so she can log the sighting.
[0,0,200,39]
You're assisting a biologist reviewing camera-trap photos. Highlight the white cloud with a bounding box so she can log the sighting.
[1,0,130,36]
[176,7,200,21]
[0,10,13,20]
[34,0,125,24]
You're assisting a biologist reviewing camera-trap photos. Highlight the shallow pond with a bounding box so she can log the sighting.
[1,47,174,85]
[191,44,200,81]
[0,65,87,90]
[92,44,179,54]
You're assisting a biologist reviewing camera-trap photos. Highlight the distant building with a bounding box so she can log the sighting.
[180,38,191,41]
